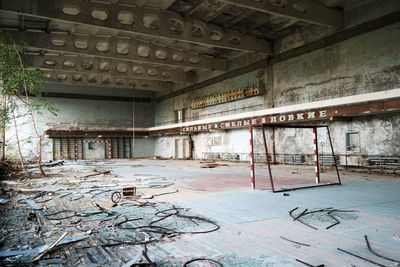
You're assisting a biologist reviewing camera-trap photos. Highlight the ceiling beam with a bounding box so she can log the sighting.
[136,0,149,8]
[39,69,172,92]
[217,0,343,27]
[161,0,177,10]
[25,54,195,83]
[0,0,271,53]
[224,10,254,29]
[186,0,207,17]
[3,30,226,71]
[240,14,271,35]
[204,3,230,23]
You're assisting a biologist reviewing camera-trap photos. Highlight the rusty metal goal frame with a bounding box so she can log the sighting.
[249,124,341,193]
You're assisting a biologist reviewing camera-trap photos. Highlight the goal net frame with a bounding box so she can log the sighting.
[249,124,341,193]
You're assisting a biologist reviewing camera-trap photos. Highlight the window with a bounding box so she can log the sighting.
[174,109,185,123]
[88,142,95,150]
[346,132,360,152]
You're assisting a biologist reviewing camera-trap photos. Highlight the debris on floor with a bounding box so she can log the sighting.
[0,161,219,266]
[41,160,64,167]
[1,159,399,266]
[200,163,228,168]
[289,207,358,230]
[77,169,111,178]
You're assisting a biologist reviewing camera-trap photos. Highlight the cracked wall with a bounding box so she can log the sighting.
[154,0,400,161]
[4,95,153,161]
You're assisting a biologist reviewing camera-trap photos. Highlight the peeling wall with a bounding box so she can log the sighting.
[5,0,400,163]
[155,112,400,163]
[155,70,266,126]
[153,0,400,161]
[273,23,400,107]
[132,137,156,158]
[4,96,153,161]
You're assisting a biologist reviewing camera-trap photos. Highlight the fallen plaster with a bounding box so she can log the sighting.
[0,159,399,266]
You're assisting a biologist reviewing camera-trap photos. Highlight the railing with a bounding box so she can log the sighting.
[201,152,400,169]
[367,156,399,167]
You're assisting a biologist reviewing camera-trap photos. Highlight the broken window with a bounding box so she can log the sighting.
[346,132,360,152]
[88,142,95,150]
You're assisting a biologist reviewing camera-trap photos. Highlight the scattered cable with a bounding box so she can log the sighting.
[142,244,155,267]
[183,258,223,267]
[44,210,76,220]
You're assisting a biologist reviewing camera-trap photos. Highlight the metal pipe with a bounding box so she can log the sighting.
[262,124,275,192]
[274,183,341,193]
[326,126,341,184]
[365,235,398,262]
[337,248,387,267]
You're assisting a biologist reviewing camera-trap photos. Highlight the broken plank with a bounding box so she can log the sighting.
[32,231,69,262]
[25,199,42,210]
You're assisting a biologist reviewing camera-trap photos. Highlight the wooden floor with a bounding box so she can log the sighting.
[0,159,399,266]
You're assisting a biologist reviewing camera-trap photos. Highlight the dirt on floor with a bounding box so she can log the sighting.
[0,159,399,266]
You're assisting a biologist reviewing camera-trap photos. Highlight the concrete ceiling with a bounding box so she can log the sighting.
[0,0,369,94]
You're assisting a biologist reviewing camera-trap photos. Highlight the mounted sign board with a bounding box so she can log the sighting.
[181,110,328,133]
[190,84,262,109]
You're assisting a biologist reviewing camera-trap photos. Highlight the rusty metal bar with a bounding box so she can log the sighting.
[275,183,341,193]
[365,235,398,262]
[327,126,341,184]
[337,248,387,267]
[261,124,275,192]
[280,236,310,247]
[289,207,318,230]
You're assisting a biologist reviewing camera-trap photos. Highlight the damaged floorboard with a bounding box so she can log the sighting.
[0,159,399,266]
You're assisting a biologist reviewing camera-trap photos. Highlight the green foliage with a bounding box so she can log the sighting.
[0,34,59,127]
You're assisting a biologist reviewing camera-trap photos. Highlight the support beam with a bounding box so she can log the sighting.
[3,30,226,71]
[39,69,172,92]
[25,54,195,83]
[186,0,207,17]
[217,0,343,27]
[157,10,400,101]
[204,3,230,23]
[0,0,271,53]
[161,0,177,10]
[136,0,149,8]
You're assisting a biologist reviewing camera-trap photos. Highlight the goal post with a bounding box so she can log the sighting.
[249,124,341,193]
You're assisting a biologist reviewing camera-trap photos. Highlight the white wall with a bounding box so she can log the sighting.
[180,113,400,163]
[132,137,156,158]
[5,96,135,161]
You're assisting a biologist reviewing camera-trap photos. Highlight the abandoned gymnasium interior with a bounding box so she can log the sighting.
[0,0,399,266]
